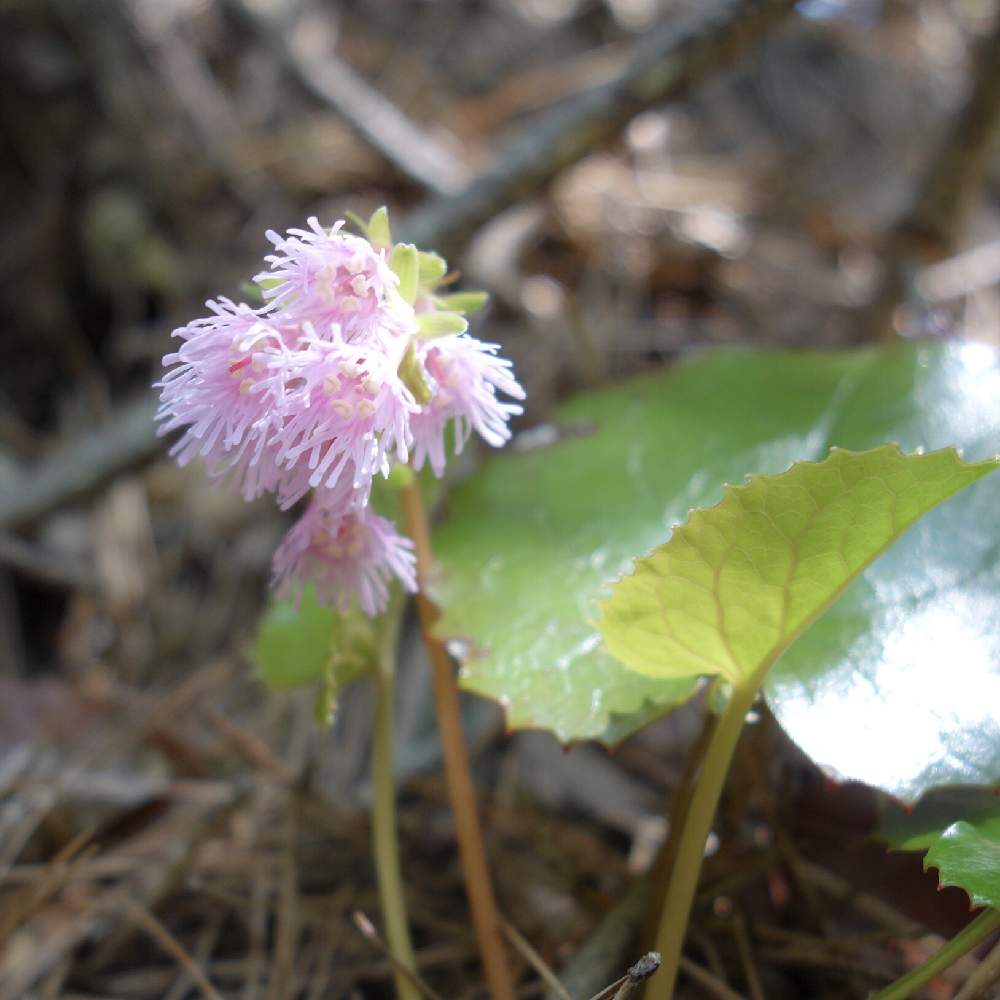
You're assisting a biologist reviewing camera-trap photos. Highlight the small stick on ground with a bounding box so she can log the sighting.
[732,910,766,1000]
[120,899,225,1000]
[677,957,748,1000]
[587,952,663,1000]
[352,911,446,1000]
[500,917,572,1000]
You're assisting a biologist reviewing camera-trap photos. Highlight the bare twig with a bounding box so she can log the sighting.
[0,395,160,532]
[548,879,650,1000]
[586,952,663,1000]
[125,2,276,208]
[352,911,446,1000]
[792,859,921,936]
[223,0,468,197]
[120,899,226,1000]
[163,912,226,1000]
[863,10,1000,340]
[0,827,96,946]
[0,778,244,999]
[401,0,800,252]
[501,918,572,1000]
[0,533,96,590]
[732,910,766,1000]
[678,957,748,1000]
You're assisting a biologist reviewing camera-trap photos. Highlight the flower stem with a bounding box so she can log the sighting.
[649,681,758,999]
[400,478,516,1000]
[372,604,421,1000]
[870,908,1000,1000]
[641,705,718,951]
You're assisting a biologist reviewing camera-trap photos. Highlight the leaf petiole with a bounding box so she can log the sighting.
[371,598,421,1000]
[870,908,1000,1000]
[648,680,759,999]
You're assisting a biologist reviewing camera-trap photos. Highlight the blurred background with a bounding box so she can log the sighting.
[1,0,999,997]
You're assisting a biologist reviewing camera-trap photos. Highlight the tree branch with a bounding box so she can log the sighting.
[223,0,469,197]
[863,10,1000,341]
[400,0,800,252]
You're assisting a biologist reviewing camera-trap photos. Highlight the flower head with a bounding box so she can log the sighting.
[156,298,300,500]
[271,500,416,616]
[410,335,525,476]
[258,217,411,343]
[269,325,416,509]
[158,210,524,614]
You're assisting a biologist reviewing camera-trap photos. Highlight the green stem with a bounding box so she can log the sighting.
[372,609,420,1000]
[871,909,1000,1000]
[641,706,718,951]
[648,681,758,999]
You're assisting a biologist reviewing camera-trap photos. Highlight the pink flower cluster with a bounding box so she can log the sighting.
[157,217,524,615]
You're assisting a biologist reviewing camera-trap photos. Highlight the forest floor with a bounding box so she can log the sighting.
[2,0,999,996]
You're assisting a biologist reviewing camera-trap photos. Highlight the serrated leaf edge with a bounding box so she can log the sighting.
[598,444,999,686]
[923,819,1000,909]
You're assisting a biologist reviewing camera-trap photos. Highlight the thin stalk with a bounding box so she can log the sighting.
[648,682,758,999]
[954,930,1000,1000]
[870,908,1000,1000]
[641,705,718,951]
[400,478,516,1000]
[372,605,420,1000]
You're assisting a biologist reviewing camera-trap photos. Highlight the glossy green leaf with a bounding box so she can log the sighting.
[431,341,1000,765]
[598,446,996,685]
[925,819,1000,908]
[255,586,337,690]
[388,243,418,305]
[879,787,1000,852]
[416,311,468,338]
[253,586,377,721]
[765,343,1000,800]
[432,348,865,742]
[435,291,488,315]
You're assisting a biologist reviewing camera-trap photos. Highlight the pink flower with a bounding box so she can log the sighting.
[269,325,417,509]
[156,298,299,500]
[410,335,525,476]
[257,217,412,344]
[272,500,417,616]
[157,212,526,617]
